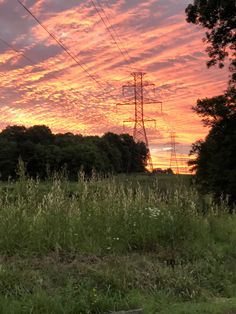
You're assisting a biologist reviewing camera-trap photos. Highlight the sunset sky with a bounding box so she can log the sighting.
[0,0,230,171]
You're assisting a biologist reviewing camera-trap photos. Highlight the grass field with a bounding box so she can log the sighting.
[0,171,236,313]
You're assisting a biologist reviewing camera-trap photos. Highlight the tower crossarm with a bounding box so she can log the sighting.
[122,84,135,96]
[123,119,134,131]
[116,102,134,106]
[123,118,156,124]
[145,100,163,112]
[145,100,162,104]
[123,119,135,123]
[143,119,157,128]
[117,72,163,171]
[143,82,155,87]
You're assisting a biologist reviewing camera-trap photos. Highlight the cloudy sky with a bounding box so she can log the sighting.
[0,0,229,171]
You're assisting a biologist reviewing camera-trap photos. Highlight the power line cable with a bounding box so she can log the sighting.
[16,0,106,89]
[97,0,134,61]
[96,0,133,63]
[0,37,34,64]
[90,0,133,69]
[16,0,121,103]
[14,0,125,108]
[0,2,122,131]
[0,37,112,104]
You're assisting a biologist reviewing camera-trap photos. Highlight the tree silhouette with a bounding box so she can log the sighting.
[189,100,236,206]
[186,1,236,207]
[0,126,148,180]
[186,0,236,82]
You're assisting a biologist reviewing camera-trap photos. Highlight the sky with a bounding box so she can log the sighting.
[0,0,230,172]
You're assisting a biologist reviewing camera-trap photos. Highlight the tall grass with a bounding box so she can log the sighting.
[0,170,234,258]
[1,171,236,312]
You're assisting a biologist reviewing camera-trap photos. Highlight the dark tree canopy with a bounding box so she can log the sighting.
[189,108,236,205]
[193,86,236,126]
[0,125,148,180]
[189,88,236,205]
[186,1,236,207]
[186,0,236,82]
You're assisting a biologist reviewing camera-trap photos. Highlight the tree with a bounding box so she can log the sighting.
[0,139,18,180]
[1,125,27,142]
[186,0,236,82]
[193,86,236,126]
[26,125,54,144]
[0,125,148,180]
[186,1,236,206]
[189,87,236,205]
[102,133,123,173]
[189,104,236,205]
[102,133,148,173]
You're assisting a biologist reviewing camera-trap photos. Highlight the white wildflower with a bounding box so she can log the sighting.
[146,207,161,218]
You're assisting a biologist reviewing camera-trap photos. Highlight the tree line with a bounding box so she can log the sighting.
[186,0,236,206]
[0,125,148,180]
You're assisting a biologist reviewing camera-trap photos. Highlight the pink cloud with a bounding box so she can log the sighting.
[0,0,229,171]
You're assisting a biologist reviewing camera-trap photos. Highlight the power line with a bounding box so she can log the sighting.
[95,0,132,64]
[91,0,133,69]
[16,0,105,89]
[0,13,116,107]
[0,39,113,105]
[104,0,112,9]
[0,37,34,64]
[0,1,121,131]
[16,0,121,102]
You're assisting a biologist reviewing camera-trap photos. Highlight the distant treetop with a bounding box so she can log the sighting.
[0,125,149,180]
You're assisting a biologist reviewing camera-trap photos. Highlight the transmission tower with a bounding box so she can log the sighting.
[176,154,190,174]
[117,72,162,171]
[170,131,179,174]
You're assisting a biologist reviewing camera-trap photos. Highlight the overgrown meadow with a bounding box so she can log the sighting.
[0,168,236,313]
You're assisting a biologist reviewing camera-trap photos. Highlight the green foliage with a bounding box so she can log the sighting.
[193,87,236,127]
[0,126,148,180]
[1,257,236,313]
[0,173,230,257]
[0,173,211,257]
[186,1,236,206]
[189,88,236,205]
[0,175,236,312]
[186,0,236,82]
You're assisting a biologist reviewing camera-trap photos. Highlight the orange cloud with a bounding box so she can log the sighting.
[0,0,229,173]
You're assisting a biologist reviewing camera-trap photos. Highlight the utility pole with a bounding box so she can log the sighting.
[170,131,179,175]
[117,72,162,171]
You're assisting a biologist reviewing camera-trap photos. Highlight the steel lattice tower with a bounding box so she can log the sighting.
[117,72,162,171]
[170,131,179,174]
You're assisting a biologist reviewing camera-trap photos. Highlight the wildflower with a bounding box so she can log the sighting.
[146,207,161,218]
[190,200,196,211]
